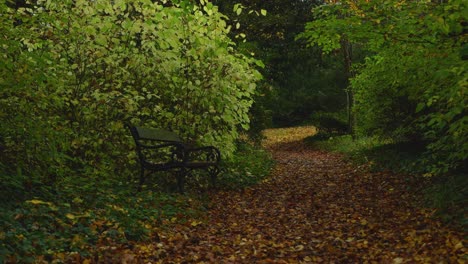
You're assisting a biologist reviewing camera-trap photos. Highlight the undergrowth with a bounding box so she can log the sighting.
[0,141,273,262]
[219,141,275,190]
[424,174,468,230]
[0,187,199,262]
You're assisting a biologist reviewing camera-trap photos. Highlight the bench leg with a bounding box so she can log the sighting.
[138,166,145,192]
[176,169,187,194]
[209,166,219,188]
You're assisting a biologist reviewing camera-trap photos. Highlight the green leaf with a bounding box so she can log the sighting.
[254,60,265,68]
[234,4,242,16]
[416,103,425,113]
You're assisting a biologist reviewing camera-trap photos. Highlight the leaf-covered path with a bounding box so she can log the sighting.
[132,127,466,263]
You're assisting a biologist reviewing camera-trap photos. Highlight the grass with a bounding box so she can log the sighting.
[306,133,429,174]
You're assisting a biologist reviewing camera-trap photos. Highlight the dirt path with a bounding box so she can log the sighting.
[134,127,466,263]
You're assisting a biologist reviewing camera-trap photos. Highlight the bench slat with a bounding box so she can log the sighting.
[136,127,183,142]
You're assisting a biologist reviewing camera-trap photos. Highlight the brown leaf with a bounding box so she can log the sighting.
[124,127,466,263]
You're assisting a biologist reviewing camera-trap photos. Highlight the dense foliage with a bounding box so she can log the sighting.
[0,0,269,261]
[301,0,467,175]
[0,0,261,198]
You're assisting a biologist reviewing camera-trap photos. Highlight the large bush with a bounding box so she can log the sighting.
[0,0,262,201]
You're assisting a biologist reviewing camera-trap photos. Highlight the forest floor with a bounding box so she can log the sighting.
[111,127,466,263]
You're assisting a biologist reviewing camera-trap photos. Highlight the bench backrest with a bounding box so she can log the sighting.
[128,125,183,143]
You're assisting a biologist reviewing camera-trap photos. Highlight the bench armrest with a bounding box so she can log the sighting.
[185,146,221,163]
[137,141,186,164]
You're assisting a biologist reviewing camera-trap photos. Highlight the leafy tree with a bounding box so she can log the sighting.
[301,0,467,175]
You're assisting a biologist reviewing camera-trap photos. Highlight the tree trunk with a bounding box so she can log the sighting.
[340,37,356,138]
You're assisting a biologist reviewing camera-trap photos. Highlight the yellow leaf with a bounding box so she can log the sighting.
[82,259,92,264]
[27,199,46,205]
[66,213,75,220]
[72,197,83,204]
[72,235,84,247]
[191,221,202,227]
[453,241,463,251]
[54,252,66,260]
[295,245,304,251]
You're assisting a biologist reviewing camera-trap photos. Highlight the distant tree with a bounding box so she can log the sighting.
[214,0,349,127]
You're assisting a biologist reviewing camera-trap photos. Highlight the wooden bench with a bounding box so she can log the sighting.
[127,125,221,193]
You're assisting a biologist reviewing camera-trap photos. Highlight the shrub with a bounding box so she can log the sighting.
[308,111,348,134]
[0,0,262,203]
[219,140,274,190]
